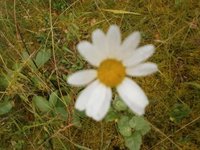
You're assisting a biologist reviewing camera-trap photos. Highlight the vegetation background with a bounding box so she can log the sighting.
[0,0,200,149]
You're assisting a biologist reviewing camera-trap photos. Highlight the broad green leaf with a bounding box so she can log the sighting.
[49,91,58,107]
[129,116,151,135]
[170,103,190,123]
[118,116,132,137]
[55,95,70,108]
[22,51,37,70]
[62,95,71,105]
[72,110,82,128]
[104,110,118,122]
[75,109,86,118]
[31,76,42,89]
[118,116,130,127]
[113,97,127,111]
[35,49,51,68]
[129,117,136,128]
[0,75,9,89]
[33,96,51,112]
[55,99,65,107]
[125,132,142,150]
[55,107,68,120]
[119,125,132,137]
[0,101,13,115]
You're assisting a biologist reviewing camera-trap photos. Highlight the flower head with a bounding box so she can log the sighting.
[67,25,158,121]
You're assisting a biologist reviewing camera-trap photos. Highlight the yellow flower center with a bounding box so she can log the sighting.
[97,59,125,87]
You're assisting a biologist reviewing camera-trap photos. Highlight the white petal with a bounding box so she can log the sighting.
[86,82,111,121]
[107,25,121,48]
[92,29,106,48]
[75,80,99,111]
[118,32,141,60]
[67,70,97,86]
[92,29,109,59]
[93,88,112,121]
[126,63,158,77]
[117,78,149,115]
[123,44,155,67]
[77,41,103,67]
[106,25,121,58]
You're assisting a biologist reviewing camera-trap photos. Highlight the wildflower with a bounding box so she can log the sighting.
[67,25,158,121]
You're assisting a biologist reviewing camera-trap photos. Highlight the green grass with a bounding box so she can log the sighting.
[0,0,200,149]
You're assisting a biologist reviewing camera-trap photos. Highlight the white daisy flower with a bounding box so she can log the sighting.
[67,25,158,121]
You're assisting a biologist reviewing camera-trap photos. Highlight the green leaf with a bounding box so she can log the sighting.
[31,76,42,89]
[0,101,13,115]
[129,117,136,128]
[33,96,51,112]
[118,116,132,137]
[75,110,86,118]
[49,91,58,107]
[54,95,71,108]
[118,116,130,125]
[119,125,132,137]
[35,49,51,68]
[170,103,190,123]
[129,116,151,135]
[113,97,127,111]
[125,132,142,150]
[104,110,119,122]
[55,107,68,120]
[72,110,82,128]
[0,75,9,89]
[22,51,37,70]
[62,95,71,105]
[118,116,130,127]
